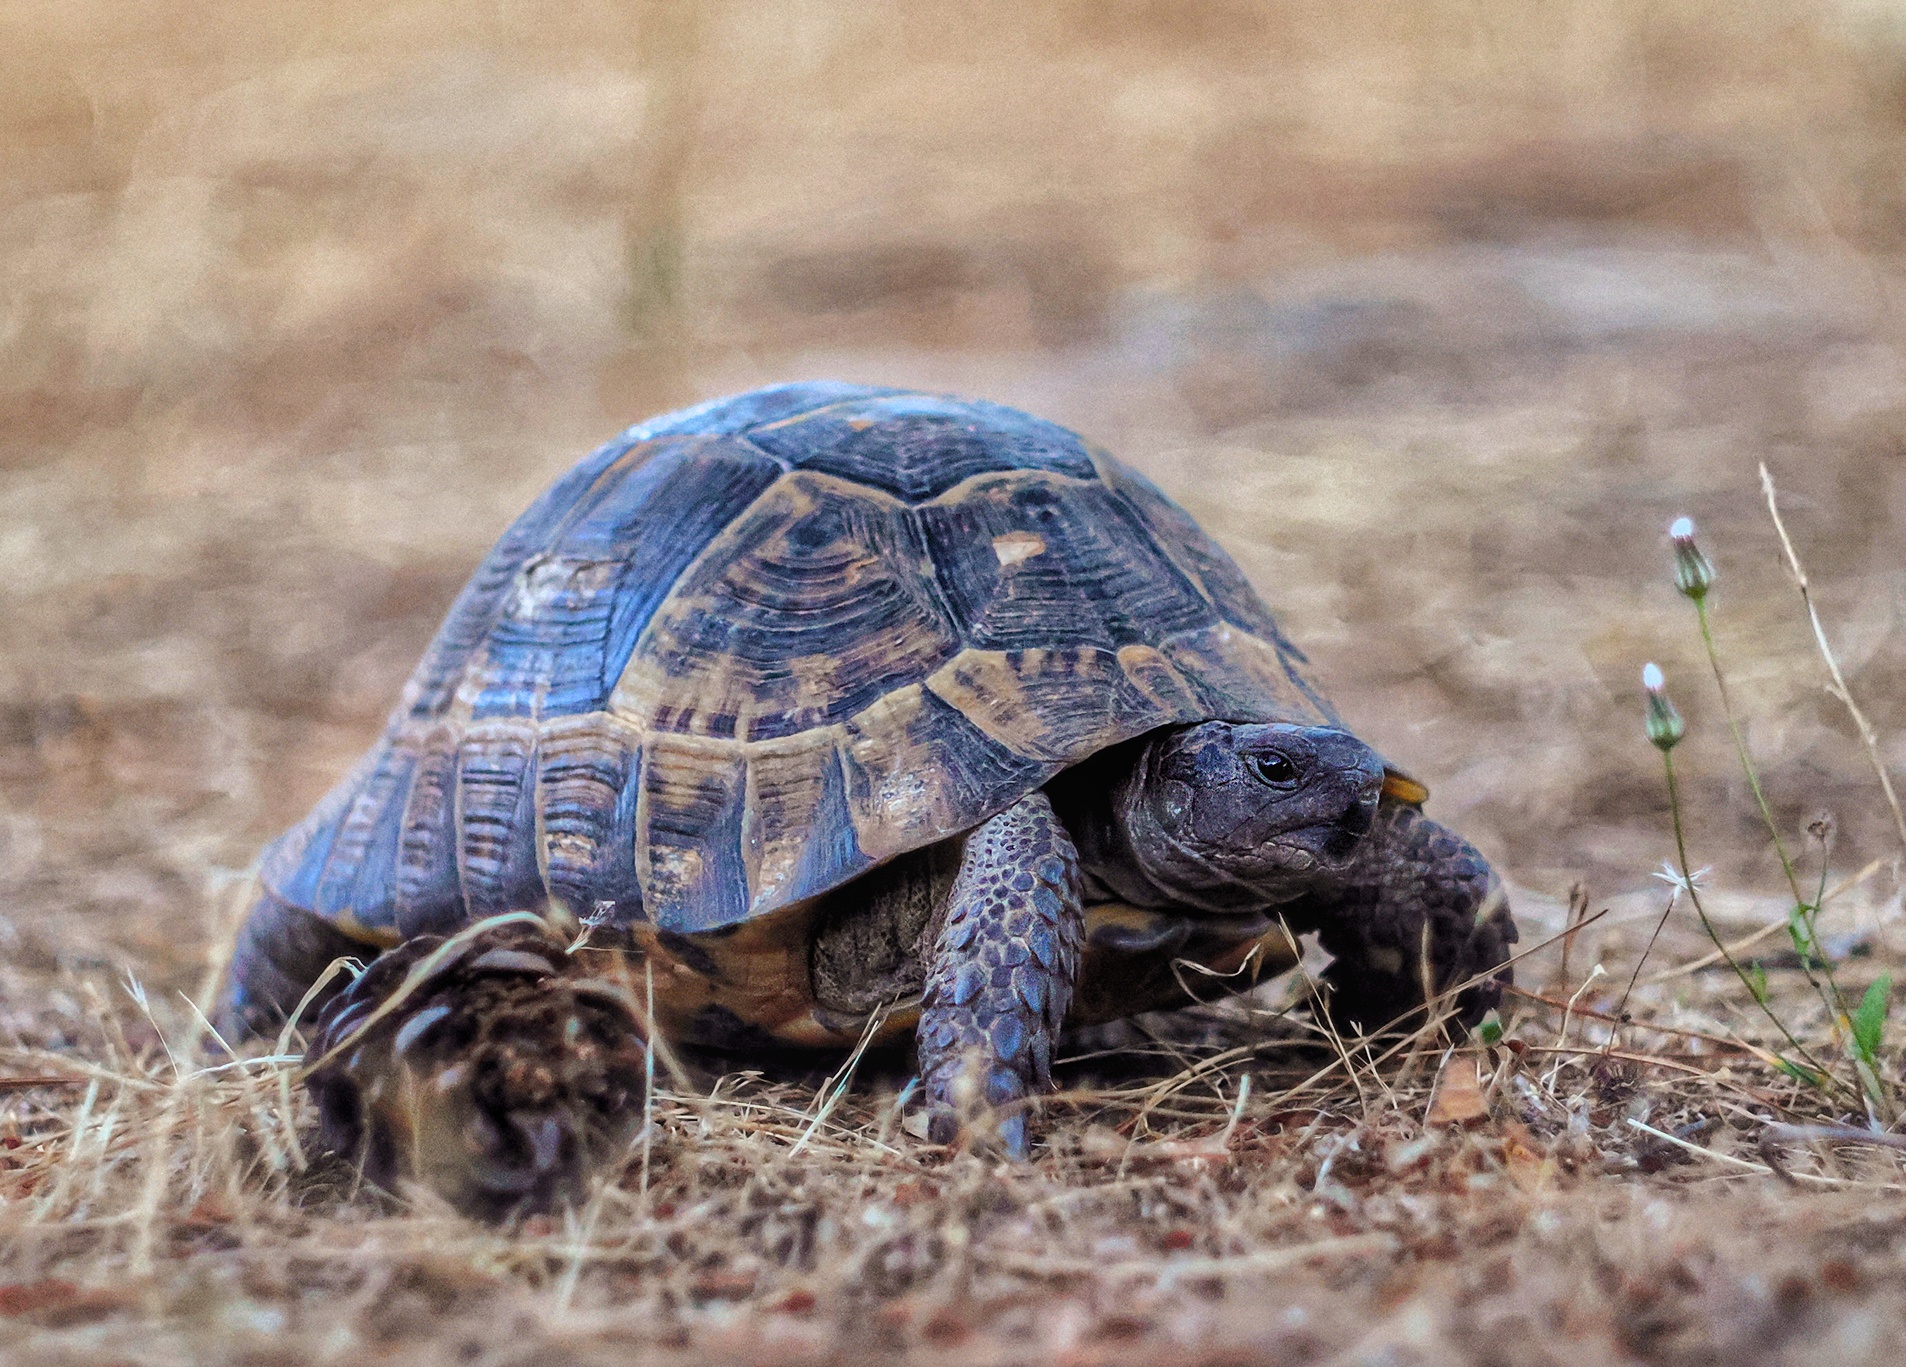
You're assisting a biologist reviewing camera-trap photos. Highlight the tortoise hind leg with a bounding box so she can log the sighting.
[304,918,649,1218]
[917,790,1084,1158]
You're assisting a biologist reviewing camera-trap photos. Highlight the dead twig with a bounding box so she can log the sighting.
[1627,1118,1906,1190]
[1757,1122,1906,1184]
[1761,463,1906,856]
[0,1077,86,1092]
[1505,985,1766,1053]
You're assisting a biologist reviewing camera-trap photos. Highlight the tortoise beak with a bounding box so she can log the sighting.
[1275,760,1382,869]
[1343,791,1377,839]
[1320,790,1378,861]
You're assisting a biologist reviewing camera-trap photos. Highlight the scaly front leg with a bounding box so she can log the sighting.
[1294,799,1516,1035]
[916,790,1084,1158]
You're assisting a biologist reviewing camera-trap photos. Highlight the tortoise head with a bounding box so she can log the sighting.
[1118,721,1386,911]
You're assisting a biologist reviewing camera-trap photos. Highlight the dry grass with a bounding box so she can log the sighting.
[6,2,1906,1362]
[3,920,1906,1364]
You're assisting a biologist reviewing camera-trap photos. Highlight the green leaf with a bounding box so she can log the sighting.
[1475,1011,1504,1046]
[1775,1056,1828,1090]
[1852,975,1893,1064]
[1787,905,1815,960]
[1747,961,1768,1006]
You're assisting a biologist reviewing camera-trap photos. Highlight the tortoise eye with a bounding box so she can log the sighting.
[1246,752,1300,786]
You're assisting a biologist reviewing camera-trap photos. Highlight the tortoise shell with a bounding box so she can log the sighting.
[259,383,1335,963]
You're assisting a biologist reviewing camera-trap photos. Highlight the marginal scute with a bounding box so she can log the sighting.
[839,685,1047,866]
[261,753,367,930]
[741,734,866,914]
[535,716,644,923]
[312,743,414,933]
[637,733,751,933]
[393,728,465,936]
[454,720,544,917]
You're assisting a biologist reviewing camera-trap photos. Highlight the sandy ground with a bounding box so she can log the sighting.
[4,3,1906,1363]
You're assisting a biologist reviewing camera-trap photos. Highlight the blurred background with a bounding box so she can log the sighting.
[3,0,1905,998]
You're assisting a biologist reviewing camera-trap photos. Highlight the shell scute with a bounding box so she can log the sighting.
[453,722,543,918]
[916,476,1216,653]
[393,730,464,937]
[924,647,1132,762]
[535,719,643,925]
[460,435,784,723]
[260,759,357,931]
[740,737,864,915]
[311,745,413,934]
[398,429,650,724]
[637,736,751,934]
[468,557,623,721]
[586,437,786,702]
[609,473,961,742]
[624,380,898,442]
[745,392,1098,501]
[1092,453,1297,646]
[839,685,1049,867]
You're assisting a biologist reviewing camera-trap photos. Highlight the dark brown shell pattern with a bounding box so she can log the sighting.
[258,383,1336,950]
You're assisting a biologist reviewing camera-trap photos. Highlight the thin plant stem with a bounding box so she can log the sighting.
[1639,856,1890,985]
[1660,749,1847,1097]
[1800,833,1853,1033]
[1692,596,1804,907]
[1761,463,1906,857]
[1682,539,1855,1070]
[1610,888,1678,1034]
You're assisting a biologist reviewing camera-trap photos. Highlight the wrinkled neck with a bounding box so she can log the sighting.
[1047,736,1173,907]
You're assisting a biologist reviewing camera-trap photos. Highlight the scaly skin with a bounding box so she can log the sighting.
[916,790,1084,1158]
[1290,800,1516,1034]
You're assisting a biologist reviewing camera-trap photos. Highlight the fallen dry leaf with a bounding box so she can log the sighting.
[1427,1053,1490,1127]
[1500,1122,1556,1192]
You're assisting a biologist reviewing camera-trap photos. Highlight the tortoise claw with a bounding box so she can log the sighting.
[1305,804,1514,1037]
[923,1061,1033,1159]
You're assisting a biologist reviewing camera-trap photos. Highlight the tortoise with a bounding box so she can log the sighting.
[217,381,1515,1212]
